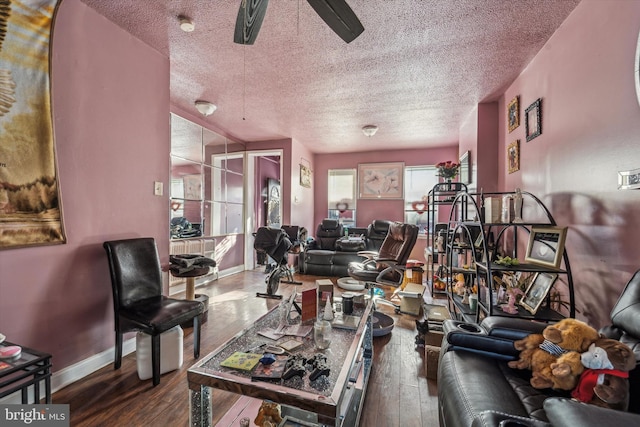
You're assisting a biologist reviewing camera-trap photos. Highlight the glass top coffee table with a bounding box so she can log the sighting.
[188,299,373,427]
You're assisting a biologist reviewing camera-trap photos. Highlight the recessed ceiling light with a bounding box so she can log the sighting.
[179,16,195,32]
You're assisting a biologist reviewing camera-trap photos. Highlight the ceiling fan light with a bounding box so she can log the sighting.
[362,125,378,137]
[195,100,217,116]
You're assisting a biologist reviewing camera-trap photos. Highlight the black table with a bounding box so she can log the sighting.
[0,341,52,404]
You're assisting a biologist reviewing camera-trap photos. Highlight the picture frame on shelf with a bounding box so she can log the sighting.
[358,162,404,199]
[524,226,568,268]
[508,140,520,174]
[507,96,520,133]
[520,272,558,314]
[525,98,542,142]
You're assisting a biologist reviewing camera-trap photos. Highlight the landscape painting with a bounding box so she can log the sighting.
[0,0,65,249]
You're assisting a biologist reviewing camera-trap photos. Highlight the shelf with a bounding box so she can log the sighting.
[450,293,477,317]
[442,189,575,322]
[477,301,565,322]
[476,262,567,274]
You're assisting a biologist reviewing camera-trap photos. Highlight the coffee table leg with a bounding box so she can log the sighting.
[189,385,212,427]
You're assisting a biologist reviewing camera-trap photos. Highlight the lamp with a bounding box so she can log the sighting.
[179,16,195,32]
[195,100,217,116]
[362,125,378,137]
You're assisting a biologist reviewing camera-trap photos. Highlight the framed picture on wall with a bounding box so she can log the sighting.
[358,162,404,199]
[507,96,520,133]
[183,174,202,200]
[507,140,520,174]
[459,150,471,184]
[300,164,312,188]
[525,98,542,141]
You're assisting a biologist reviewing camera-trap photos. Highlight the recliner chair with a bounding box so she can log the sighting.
[103,237,206,386]
[347,222,419,286]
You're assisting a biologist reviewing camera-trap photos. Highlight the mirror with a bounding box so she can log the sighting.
[170,114,246,239]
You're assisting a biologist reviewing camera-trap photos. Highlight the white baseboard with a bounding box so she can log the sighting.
[0,338,136,404]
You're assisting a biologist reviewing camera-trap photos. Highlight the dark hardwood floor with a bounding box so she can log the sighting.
[51,269,441,426]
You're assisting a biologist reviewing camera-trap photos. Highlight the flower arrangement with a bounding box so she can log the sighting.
[436,161,459,180]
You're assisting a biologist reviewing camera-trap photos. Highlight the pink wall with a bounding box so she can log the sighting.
[496,0,640,328]
[314,146,459,260]
[0,0,170,370]
[290,139,315,234]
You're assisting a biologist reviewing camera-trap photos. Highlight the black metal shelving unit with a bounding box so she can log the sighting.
[427,182,468,296]
[444,190,575,323]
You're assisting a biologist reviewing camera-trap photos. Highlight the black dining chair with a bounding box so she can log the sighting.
[103,237,205,386]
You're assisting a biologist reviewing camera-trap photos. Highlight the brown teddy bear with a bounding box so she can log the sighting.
[571,338,635,411]
[508,318,600,390]
[254,400,283,426]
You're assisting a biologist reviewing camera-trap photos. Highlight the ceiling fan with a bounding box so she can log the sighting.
[234,0,364,45]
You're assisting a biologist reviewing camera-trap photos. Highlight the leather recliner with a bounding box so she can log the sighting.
[437,269,640,427]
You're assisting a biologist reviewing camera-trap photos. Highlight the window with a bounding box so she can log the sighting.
[327,169,356,228]
[404,166,439,236]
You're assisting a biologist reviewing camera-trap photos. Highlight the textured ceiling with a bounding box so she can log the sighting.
[80,0,581,154]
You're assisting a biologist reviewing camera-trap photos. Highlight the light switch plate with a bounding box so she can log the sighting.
[154,181,163,196]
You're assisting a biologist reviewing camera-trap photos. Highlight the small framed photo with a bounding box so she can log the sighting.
[520,272,558,314]
[525,98,542,142]
[507,140,520,174]
[525,226,568,268]
[299,164,312,188]
[507,96,520,133]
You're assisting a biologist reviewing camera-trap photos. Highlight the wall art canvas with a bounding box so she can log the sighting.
[358,162,404,199]
[299,164,311,188]
[507,140,520,174]
[0,0,65,249]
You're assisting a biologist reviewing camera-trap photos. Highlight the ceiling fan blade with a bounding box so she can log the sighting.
[306,0,364,43]
[234,0,270,45]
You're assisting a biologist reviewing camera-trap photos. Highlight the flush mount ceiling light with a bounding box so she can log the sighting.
[179,15,195,32]
[362,125,378,137]
[195,100,217,116]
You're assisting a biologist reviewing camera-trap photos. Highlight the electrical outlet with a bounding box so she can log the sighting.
[154,181,163,196]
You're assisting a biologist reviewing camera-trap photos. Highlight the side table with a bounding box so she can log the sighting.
[0,341,52,403]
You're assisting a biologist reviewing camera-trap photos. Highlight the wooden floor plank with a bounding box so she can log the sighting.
[51,270,441,426]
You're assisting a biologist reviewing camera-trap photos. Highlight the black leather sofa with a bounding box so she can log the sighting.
[437,270,640,427]
[299,219,391,276]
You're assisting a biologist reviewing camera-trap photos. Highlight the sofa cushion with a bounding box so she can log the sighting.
[304,249,335,265]
[438,351,568,427]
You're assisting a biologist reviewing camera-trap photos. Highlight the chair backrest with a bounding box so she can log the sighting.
[103,238,163,310]
[314,219,343,250]
[611,269,640,339]
[377,222,419,266]
[366,219,392,251]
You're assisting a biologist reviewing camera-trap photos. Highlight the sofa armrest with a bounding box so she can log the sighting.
[480,316,547,341]
[472,411,551,427]
[544,397,640,427]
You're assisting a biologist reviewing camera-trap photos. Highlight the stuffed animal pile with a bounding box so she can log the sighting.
[509,318,636,411]
[508,318,600,390]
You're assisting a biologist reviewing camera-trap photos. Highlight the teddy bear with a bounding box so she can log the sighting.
[508,318,600,390]
[570,338,635,411]
[254,400,282,426]
[453,273,466,296]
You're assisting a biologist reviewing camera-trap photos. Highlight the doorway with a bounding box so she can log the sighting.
[244,150,283,270]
